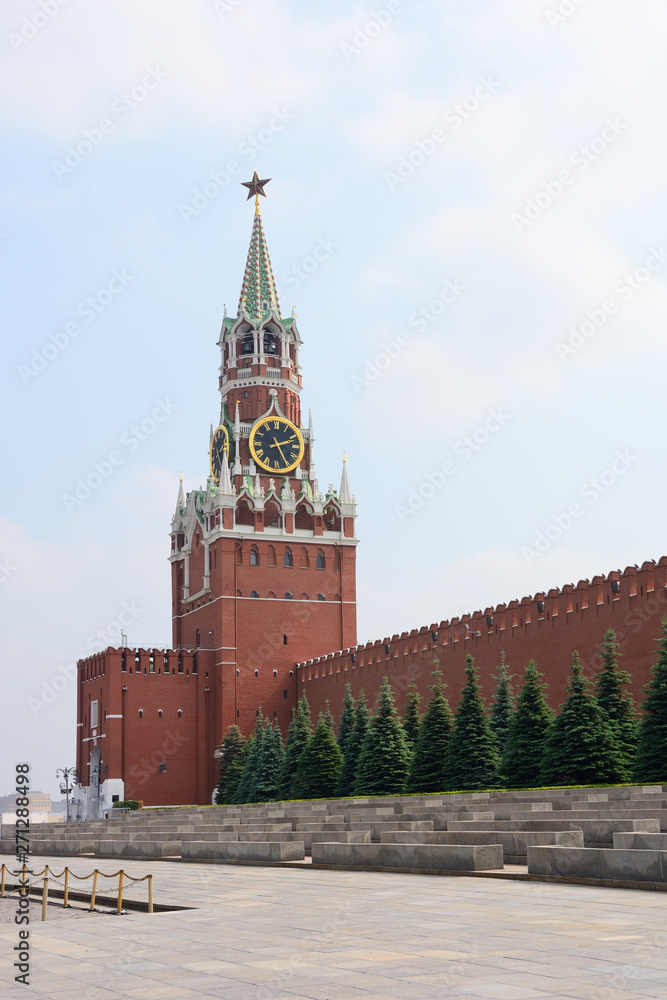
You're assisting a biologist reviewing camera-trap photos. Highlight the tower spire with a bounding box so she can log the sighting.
[238,172,280,321]
[339,453,352,503]
[175,473,185,513]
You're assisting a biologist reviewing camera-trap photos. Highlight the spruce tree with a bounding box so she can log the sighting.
[402,677,422,754]
[444,655,500,791]
[294,715,344,799]
[540,652,626,786]
[254,720,284,802]
[227,735,252,804]
[337,690,369,796]
[337,683,355,758]
[501,659,552,788]
[405,665,453,793]
[323,700,335,730]
[633,621,667,783]
[354,678,410,795]
[489,651,515,759]
[276,694,312,800]
[595,629,637,779]
[234,709,266,803]
[214,725,245,804]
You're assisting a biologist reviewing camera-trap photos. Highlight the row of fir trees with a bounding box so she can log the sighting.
[214,623,667,804]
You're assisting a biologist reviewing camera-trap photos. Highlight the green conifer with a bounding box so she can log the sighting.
[337,683,355,758]
[234,709,266,803]
[405,664,453,793]
[633,620,667,783]
[276,694,312,800]
[254,720,284,802]
[540,652,626,786]
[489,651,515,760]
[354,677,410,795]
[595,629,637,779]
[294,715,344,799]
[214,725,245,804]
[444,655,500,791]
[323,700,335,730]
[402,677,422,754]
[501,659,552,788]
[227,735,252,804]
[337,690,369,796]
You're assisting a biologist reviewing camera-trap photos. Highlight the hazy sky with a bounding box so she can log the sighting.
[2,0,666,798]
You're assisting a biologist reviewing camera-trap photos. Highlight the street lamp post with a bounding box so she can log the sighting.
[55,767,77,824]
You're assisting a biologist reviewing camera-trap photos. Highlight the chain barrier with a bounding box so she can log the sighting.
[0,863,153,920]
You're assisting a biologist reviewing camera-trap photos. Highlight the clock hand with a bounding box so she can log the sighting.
[272,437,287,463]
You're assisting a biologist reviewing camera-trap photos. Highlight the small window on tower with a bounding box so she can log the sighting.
[243,391,248,398]
[284,548,293,568]
[316,552,325,569]
[250,547,259,566]
[251,590,259,598]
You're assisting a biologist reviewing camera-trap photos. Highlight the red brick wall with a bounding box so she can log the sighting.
[298,559,667,725]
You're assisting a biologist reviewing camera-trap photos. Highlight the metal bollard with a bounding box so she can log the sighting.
[1,864,5,897]
[63,868,69,909]
[90,870,98,911]
[117,871,124,915]
[42,866,49,922]
[147,874,153,914]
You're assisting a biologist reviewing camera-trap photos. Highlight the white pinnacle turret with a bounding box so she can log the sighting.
[233,402,242,476]
[219,451,233,494]
[308,409,315,480]
[339,454,352,504]
[175,473,185,513]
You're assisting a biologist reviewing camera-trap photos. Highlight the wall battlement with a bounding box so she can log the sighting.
[296,558,667,716]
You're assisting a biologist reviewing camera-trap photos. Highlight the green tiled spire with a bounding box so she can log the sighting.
[237,206,281,321]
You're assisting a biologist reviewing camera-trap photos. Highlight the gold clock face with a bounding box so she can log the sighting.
[209,425,230,482]
[249,416,304,474]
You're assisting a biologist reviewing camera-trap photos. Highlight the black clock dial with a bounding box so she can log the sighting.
[249,417,304,474]
[209,425,230,482]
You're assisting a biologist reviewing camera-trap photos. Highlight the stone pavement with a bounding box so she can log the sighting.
[0,854,665,999]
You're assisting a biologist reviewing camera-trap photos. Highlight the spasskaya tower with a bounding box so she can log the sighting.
[169,172,358,738]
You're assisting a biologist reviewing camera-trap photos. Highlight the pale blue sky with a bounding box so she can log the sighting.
[2,0,667,798]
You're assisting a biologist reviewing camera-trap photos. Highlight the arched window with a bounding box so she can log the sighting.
[285,592,293,600]
[323,505,341,531]
[251,590,259,599]
[250,547,259,566]
[264,331,278,355]
[267,544,276,566]
[240,331,254,355]
[300,592,309,600]
[265,501,281,528]
[318,593,326,602]
[177,709,182,718]
[139,709,143,718]
[295,503,313,530]
[300,547,310,569]
[316,551,325,569]
[158,709,162,719]
[284,547,293,568]
[235,499,253,526]
[268,590,276,598]
[195,629,200,648]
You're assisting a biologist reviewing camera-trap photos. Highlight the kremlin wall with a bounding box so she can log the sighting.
[297,558,667,720]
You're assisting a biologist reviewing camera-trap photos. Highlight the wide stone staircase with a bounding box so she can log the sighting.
[2,784,666,884]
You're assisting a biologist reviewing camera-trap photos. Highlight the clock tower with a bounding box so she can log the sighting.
[169,173,358,740]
